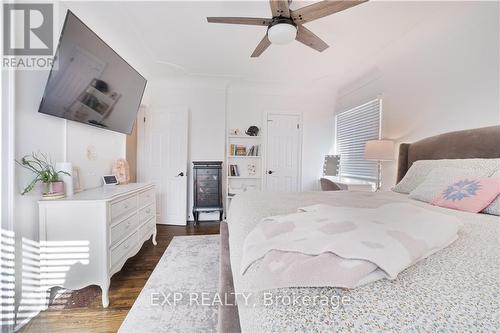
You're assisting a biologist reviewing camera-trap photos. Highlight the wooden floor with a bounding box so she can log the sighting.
[19,223,220,333]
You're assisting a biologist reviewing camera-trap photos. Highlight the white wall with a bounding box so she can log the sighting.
[334,2,500,189]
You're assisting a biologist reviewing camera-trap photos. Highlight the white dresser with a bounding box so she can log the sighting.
[38,183,157,307]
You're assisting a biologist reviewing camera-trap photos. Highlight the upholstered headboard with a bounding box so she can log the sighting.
[396,125,500,183]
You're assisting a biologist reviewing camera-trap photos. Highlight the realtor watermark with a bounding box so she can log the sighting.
[2,3,55,69]
[150,291,351,309]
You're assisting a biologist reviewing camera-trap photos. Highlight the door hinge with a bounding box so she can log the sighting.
[143,116,146,123]
[297,123,300,129]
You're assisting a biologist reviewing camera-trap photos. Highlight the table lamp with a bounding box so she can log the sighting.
[364,139,395,190]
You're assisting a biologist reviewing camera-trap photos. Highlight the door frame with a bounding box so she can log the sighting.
[262,111,303,192]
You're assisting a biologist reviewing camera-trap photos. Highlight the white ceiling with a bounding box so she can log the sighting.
[67,1,475,85]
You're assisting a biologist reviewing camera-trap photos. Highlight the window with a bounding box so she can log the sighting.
[335,99,381,181]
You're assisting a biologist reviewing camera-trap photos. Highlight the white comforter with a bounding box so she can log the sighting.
[227,190,499,332]
[241,203,462,290]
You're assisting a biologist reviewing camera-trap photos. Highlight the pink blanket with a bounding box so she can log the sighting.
[241,203,462,290]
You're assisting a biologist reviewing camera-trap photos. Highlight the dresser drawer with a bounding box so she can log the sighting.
[196,169,218,176]
[110,213,139,246]
[138,188,155,207]
[196,175,219,182]
[111,195,137,221]
[110,231,138,269]
[139,203,155,224]
[139,217,155,241]
[197,186,219,194]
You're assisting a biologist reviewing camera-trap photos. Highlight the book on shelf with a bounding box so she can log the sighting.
[229,144,260,156]
[230,144,247,156]
[228,164,240,176]
[246,144,260,156]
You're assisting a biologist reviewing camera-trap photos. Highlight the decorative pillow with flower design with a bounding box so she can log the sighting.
[482,169,500,216]
[408,167,479,203]
[432,177,500,213]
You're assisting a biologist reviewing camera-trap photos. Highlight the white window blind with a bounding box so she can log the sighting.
[335,99,381,181]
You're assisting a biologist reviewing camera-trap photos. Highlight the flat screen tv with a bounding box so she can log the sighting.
[38,10,147,135]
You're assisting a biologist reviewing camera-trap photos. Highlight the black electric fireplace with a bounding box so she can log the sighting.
[192,161,223,223]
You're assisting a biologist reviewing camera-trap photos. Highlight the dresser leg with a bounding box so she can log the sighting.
[101,283,110,308]
[152,226,157,246]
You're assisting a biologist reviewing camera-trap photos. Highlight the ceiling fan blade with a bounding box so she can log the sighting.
[291,0,368,24]
[296,25,329,52]
[207,17,271,26]
[251,35,271,57]
[269,0,290,17]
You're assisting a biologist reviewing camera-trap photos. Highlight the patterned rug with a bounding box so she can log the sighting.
[47,285,101,309]
[118,235,220,333]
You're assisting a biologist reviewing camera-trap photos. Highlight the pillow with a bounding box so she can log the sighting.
[482,169,500,216]
[409,167,479,203]
[393,158,499,194]
[431,177,500,213]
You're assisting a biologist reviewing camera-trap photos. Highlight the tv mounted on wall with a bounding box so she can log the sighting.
[38,10,147,135]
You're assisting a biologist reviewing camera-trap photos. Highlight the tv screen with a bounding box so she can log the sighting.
[38,11,147,135]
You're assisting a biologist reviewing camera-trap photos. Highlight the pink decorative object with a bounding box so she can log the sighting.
[432,177,500,213]
[112,159,130,185]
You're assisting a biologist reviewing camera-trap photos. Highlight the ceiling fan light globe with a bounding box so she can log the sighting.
[267,23,297,45]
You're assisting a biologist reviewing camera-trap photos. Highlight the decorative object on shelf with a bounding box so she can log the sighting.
[93,79,109,93]
[193,161,223,223]
[112,158,131,184]
[229,128,241,136]
[56,162,74,196]
[72,166,82,193]
[245,126,260,136]
[16,152,70,199]
[247,164,256,176]
[364,139,395,191]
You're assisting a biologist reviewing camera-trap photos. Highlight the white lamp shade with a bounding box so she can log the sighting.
[267,23,297,45]
[364,140,395,161]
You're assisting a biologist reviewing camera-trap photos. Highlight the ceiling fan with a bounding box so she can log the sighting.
[207,0,367,57]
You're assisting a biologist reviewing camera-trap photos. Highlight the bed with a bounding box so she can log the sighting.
[219,125,500,332]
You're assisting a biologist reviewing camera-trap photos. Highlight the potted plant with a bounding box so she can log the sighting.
[16,152,70,199]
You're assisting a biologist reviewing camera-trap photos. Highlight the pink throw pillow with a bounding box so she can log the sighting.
[432,177,500,213]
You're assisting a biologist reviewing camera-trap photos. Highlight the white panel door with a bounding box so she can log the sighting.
[144,107,188,225]
[265,113,301,192]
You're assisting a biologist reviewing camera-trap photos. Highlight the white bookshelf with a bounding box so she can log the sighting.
[226,134,263,209]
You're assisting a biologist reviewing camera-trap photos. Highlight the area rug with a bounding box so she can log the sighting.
[118,235,220,333]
